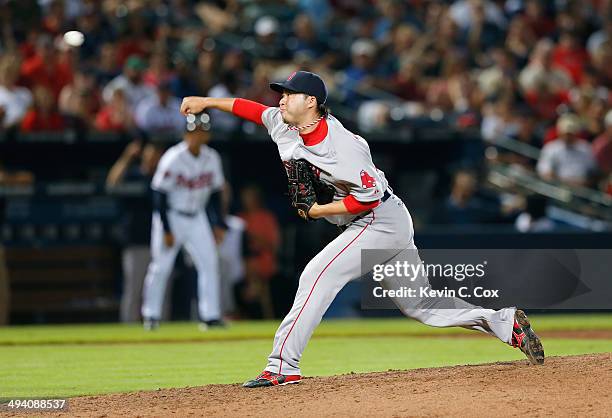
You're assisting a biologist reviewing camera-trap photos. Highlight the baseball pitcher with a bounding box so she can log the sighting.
[141,113,226,330]
[179,71,544,388]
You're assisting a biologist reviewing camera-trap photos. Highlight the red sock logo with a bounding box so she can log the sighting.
[360,170,376,189]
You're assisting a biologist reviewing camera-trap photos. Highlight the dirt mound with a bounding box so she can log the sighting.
[13,354,612,417]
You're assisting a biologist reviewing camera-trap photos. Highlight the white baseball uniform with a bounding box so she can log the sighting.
[141,141,224,322]
[256,107,516,376]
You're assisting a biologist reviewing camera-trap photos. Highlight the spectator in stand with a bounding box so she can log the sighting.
[542,116,589,146]
[20,85,65,132]
[435,169,502,225]
[287,14,327,60]
[590,39,612,87]
[295,0,332,33]
[142,52,174,88]
[95,42,121,86]
[425,50,470,116]
[243,62,280,107]
[481,97,521,142]
[0,56,32,131]
[74,6,112,61]
[235,185,281,319]
[207,72,241,132]
[380,23,424,85]
[95,88,136,133]
[391,56,425,102]
[555,3,591,40]
[505,15,537,68]
[19,34,73,99]
[477,47,517,100]
[3,0,612,200]
[537,114,597,187]
[572,65,608,101]
[449,0,507,32]
[581,95,608,141]
[463,0,505,54]
[220,49,250,89]
[169,56,201,100]
[418,9,462,78]
[372,0,410,44]
[40,0,68,36]
[102,55,155,111]
[551,30,589,85]
[194,1,238,35]
[357,101,391,133]
[134,81,184,137]
[195,49,219,99]
[251,16,290,62]
[593,110,612,175]
[519,40,573,120]
[115,13,153,66]
[449,72,483,129]
[587,20,612,56]
[338,38,380,106]
[166,0,205,28]
[58,68,100,132]
[501,108,541,169]
[522,0,556,38]
[519,39,573,95]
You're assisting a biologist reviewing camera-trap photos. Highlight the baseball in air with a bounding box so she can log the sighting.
[63,31,85,47]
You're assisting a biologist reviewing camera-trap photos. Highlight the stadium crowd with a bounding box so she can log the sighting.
[1,0,612,324]
[0,0,611,195]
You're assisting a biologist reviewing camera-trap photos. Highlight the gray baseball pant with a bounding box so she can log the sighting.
[265,194,515,376]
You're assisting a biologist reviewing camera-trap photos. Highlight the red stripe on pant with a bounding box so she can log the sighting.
[278,213,375,374]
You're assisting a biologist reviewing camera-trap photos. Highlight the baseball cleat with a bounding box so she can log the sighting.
[198,319,227,331]
[242,371,301,388]
[143,317,159,331]
[512,309,544,365]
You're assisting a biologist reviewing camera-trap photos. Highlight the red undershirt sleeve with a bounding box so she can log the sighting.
[231,98,269,126]
[342,195,380,214]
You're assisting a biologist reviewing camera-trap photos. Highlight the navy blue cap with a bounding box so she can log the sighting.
[270,71,328,104]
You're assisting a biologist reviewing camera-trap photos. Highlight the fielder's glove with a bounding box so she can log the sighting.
[285,159,335,221]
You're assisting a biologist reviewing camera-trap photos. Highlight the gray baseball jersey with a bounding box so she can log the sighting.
[262,108,388,225]
[256,109,516,377]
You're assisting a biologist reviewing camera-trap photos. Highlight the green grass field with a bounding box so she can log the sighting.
[1,314,611,398]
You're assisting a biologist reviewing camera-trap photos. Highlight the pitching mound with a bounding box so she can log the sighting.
[39,354,612,417]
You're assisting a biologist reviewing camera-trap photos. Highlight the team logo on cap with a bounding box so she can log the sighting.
[287,71,297,81]
[360,170,376,189]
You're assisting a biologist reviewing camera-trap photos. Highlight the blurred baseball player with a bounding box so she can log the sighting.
[180,71,544,388]
[141,113,226,330]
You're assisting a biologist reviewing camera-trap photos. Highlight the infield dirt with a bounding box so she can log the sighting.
[12,353,609,418]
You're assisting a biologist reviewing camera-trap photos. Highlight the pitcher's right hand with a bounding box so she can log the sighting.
[180,97,208,115]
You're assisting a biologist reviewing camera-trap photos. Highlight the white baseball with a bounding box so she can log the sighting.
[63,31,85,47]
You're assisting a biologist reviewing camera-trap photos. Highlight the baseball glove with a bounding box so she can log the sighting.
[285,159,335,221]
